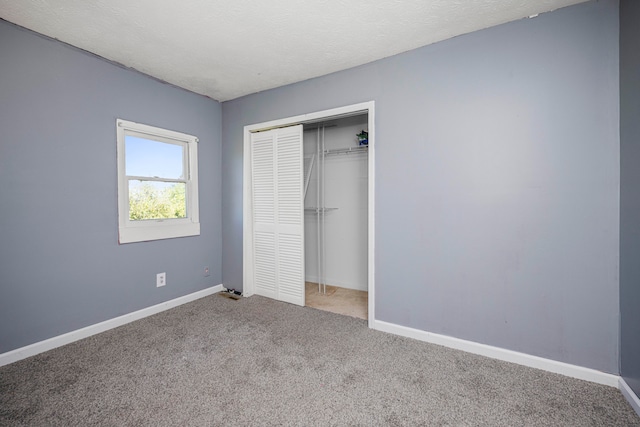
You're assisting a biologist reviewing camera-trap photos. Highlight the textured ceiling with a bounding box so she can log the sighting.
[0,0,587,101]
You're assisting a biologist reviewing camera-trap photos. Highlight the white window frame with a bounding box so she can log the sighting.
[116,119,200,244]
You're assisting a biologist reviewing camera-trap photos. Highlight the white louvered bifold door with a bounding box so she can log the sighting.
[251,125,305,306]
[251,131,277,300]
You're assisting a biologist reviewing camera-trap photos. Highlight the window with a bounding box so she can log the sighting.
[116,119,200,244]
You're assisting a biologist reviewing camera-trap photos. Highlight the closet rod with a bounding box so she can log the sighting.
[304,207,338,213]
[324,146,368,156]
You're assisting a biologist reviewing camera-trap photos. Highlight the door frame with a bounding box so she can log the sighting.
[243,101,376,327]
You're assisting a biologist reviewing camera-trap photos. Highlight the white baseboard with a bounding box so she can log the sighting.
[620,378,640,417]
[372,319,619,387]
[0,284,223,367]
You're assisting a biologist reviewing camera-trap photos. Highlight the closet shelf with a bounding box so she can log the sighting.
[304,207,338,213]
[324,146,368,156]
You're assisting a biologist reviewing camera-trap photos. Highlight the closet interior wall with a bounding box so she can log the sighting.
[303,114,368,292]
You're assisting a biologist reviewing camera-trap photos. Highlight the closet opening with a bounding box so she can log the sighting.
[243,101,375,327]
[303,114,369,320]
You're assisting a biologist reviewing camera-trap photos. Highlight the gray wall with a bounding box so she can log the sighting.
[222,0,620,373]
[620,0,640,396]
[0,21,222,353]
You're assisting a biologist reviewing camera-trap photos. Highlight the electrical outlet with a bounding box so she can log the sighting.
[204,266,210,277]
[156,272,166,287]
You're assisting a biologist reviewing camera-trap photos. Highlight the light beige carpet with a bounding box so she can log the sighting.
[305,282,367,319]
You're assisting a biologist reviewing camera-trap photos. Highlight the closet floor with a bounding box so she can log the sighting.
[305,282,367,320]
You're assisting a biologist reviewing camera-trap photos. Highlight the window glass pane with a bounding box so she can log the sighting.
[129,181,186,220]
[125,135,184,179]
